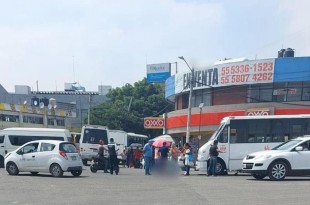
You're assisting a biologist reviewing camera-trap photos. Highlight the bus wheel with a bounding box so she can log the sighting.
[216,159,226,175]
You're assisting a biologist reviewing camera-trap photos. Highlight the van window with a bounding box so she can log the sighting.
[9,135,64,146]
[82,128,108,144]
[0,135,4,143]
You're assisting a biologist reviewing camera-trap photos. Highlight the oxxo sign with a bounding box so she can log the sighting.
[246,109,270,116]
[144,117,165,129]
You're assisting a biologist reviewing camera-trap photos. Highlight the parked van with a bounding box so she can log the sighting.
[0,127,72,168]
[79,125,109,166]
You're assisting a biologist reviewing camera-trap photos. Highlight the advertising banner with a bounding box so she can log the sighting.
[175,59,275,94]
[147,63,171,83]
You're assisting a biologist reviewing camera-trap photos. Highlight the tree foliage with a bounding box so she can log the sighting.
[89,78,174,137]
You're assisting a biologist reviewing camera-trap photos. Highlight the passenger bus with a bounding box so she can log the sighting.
[197,115,310,175]
[109,130,148,147]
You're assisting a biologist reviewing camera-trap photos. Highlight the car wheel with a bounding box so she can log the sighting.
[6,162,19,175]
[252,174,266,180]
[268,161,287,181]
[90,164,98,173]
[71,170,82,177]
[50,164,64,177]
[82,159,88,166]
[31,172,39,175]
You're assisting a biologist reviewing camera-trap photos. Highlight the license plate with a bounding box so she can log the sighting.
[71,156,77,160]
[93,149,98,152]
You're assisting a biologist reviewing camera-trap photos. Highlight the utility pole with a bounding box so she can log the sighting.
[179,56,194,143]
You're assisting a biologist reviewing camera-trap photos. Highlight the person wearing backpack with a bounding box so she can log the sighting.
[108,138,119,175]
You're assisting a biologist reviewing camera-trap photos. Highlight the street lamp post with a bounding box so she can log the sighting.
[178,56,194,143]
[198,103,204,138]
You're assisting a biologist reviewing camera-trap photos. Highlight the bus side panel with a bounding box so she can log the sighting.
[228,143,279,171]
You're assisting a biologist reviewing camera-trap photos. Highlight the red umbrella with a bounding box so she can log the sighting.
[152,139,171,147]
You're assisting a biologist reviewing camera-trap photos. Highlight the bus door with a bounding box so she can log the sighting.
[216,125,229,169]
[227,119,249,171]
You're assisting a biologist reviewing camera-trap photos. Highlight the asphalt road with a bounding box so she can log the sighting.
[1,166,310,205]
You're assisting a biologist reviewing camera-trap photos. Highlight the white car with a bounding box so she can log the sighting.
[242,136,310,181]
[5,140,83,177]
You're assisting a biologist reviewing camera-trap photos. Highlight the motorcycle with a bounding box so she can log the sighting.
[90,156,109,173]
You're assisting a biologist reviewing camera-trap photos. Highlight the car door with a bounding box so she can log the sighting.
[291,141,310,170]
[17,142,40,171]
[36,142,56,171]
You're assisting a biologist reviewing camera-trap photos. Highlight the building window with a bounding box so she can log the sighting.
[1,114,19,122]
[23,115,43,124]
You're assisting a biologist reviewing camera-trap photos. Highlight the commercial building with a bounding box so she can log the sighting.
[165,53,310,145]
[0,84,111,131]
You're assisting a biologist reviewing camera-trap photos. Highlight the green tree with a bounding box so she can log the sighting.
[89,78,174,138]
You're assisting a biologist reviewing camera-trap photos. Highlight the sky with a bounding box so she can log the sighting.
[1,0,310,92]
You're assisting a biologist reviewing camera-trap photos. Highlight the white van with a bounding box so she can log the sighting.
[0,127,72,168]
[79,125,109,166]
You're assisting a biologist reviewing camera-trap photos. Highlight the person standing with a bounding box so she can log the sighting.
[183,143,191,176]
[108,138,119,175]
[170,143,180,162]
[143,140,153,175]
[98,139,109,173]
[158,142,170,172]
[207,140,224,176]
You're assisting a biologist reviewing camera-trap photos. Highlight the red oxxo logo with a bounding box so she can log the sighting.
[246,110,270,116]
[144,117,165,129]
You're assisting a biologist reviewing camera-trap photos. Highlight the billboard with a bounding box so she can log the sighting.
[147,63,171,83]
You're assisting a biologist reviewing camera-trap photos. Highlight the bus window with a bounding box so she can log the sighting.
[288,119,304,138]
[271,119,286,142]
[230,120,247,143]
[217,126,228,143]
[248,119,271,143]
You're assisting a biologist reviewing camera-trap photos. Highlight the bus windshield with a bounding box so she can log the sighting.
[209,122,226,141]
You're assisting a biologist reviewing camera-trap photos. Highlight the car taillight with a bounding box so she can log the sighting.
[59,150,68,159]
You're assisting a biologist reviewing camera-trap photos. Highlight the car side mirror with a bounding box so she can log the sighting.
[295,146,303,151]
[17,150,24,155]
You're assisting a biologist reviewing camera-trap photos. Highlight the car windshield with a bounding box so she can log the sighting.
[272,140,302,151]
